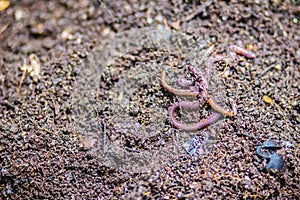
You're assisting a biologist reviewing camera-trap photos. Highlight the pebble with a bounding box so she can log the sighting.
[15,9,24,21]
[155,14,163,22]
[262,95,273,104]
[0,0,10,11]
[256,140,284,171]
[147,17,153,24]
[266,153,284,170]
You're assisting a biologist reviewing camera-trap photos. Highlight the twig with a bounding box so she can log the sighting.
[183,0,213,22]
[0,23,9,35]
[98,0,119,23]
[18,64,27,94]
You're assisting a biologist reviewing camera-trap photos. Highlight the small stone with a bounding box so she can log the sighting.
[275,64,281,70]
[155,14,163,22]
[177,192,183,198]
[76,37,82,44]
[264,11,270,17]
[102,27,111,37]
[247,44,253,50]
[266,153,284,170]
[31,23,44,34]
[222,16,228,21]
[263,95,272,104]
[15,9,24,21]
[293,18,298,24]
[0,0,10,11]
[147,17,153,24]
[61,27,73,40]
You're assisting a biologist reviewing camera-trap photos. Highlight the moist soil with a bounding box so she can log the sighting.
[1,0,300,199]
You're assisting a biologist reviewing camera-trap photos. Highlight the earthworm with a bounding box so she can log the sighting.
[161,44,246,132]
[198,45,216,67]
[187,66,209,102]
[203,54,237,77]
[168,101,222,132]
[188,66,206,82]
[161,70,199,96]
[230,45,256,59]
[188,66,208,92]
[168,101,203,115]
[207,97,237,116]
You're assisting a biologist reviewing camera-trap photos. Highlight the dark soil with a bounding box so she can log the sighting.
[1,0,300,199]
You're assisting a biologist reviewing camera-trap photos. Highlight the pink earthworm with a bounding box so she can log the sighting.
[161,70,200,96]
[230,45,256,59]
[168,101,222,132]
[203,54,237,77]
[161,44,245,132]
[187,66,209,103]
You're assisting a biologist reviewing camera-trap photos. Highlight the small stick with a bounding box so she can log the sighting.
[98,0,119,23]
[18,65,27,94]
[161,70,199,96]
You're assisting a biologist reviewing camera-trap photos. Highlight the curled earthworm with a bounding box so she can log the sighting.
[161,44,253,131]
[161,70,199,96]
[168,101,222,132]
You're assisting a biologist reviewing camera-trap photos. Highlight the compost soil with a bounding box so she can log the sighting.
[0,0,300,199]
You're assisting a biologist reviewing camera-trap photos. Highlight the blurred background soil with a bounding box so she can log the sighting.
[0,0,300,199]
